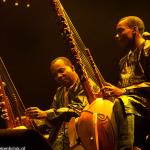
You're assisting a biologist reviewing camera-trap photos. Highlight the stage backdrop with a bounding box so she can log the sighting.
[0,0,150,109]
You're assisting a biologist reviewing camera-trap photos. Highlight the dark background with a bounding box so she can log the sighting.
[0,0,150,110]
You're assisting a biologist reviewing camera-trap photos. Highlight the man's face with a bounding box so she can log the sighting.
[50,60,75,86]
[115,19,134,49]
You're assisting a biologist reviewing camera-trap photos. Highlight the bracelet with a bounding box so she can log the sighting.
[122,88,135,95]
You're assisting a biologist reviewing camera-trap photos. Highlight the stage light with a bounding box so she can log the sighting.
[14,2,19,6]
[26,3,30,8]
[1,0,31,8]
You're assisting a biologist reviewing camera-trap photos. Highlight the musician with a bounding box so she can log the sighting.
[26,57,90,150]
[103,16,150,149]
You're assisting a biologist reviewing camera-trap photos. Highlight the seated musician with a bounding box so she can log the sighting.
[103,16,150,150]
[25,57,95,150]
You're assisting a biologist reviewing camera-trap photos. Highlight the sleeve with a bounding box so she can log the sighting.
[46,87,80,123]
[135,44,150,98]
[45,88,60,121]
[124,45,150,98]
[70,89,88,111]
[144,48,150,81]
[123,83,150,99]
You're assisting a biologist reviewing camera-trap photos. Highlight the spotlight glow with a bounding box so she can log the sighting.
[14,2,19,6]
[26,4,30,8]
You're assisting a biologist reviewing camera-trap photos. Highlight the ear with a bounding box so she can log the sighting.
[71,65,75,71]
[132,26,138,38]
[132,26,138,33]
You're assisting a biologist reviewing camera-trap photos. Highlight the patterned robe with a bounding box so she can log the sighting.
[45,78,89,150]
[114,40,150,149]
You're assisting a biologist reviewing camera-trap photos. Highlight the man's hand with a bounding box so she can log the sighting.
[102,82,125,97]
[25,107,47,119]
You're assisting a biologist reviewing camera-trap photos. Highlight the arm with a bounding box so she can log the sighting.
[102,82,150,98]
[25,89,60,120]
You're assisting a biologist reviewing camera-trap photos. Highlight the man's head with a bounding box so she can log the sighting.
[115,16,145,49]
[50,57,78,87]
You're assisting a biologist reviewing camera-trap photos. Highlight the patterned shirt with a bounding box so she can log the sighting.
[46,78,89,150]
[118,40,150,115]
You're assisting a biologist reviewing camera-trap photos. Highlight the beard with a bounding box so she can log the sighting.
[117,37,134,52]
[57,78,71,87]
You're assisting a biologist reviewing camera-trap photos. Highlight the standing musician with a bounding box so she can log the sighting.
[103,16,150,150]
[26,57,94,150]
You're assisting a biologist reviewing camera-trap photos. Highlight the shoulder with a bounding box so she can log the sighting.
[54,86,64,97]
